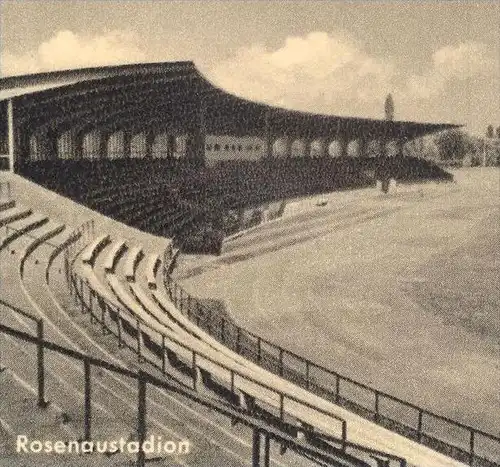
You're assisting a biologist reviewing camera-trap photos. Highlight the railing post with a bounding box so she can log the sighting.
[263,433,270,467]
[89,290,94,324]
[236,327,241,353]
[341,420,347,451]
[101,299,106,334]
[192,351,197,391]
[305,360,310,390]
[161,335,166,374]
[278,348,284,376]
[374,391,380,422]
[36,319,47,408]
[279,393,284,422]
[417,409,423,442]
[335,374,340,403]
[257,336,261,363]
[117,309,123,348]
[137,371,147,467]
[220,318,225,343]
[469,431,475,466]
[136,320,142,362]
[80,279,85,314]
[252,428,261,467]
[84,357,91,442]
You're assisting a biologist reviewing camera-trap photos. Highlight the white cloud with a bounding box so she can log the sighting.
[205,34,498,122]
[1,30,147,76]
[206,32,396,117]
[406,42,496,100]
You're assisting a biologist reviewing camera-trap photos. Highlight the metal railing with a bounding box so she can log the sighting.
[0,305,371,467]
[68,271,349,445]
[0,217,389,467]
[163,275,500,467]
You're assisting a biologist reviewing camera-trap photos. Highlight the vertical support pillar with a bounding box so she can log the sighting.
[318,139,329,158]
[137,371,147,467]
[263,434,270,467]
[340,138,349,158]
[15,124,31,167]
[98,131,110,160]
[252,428,261,467]
[396,138,405,157]
[72,129,84,160]
[303,139,311,158]
[84,357,91,441]
[37,319,47,408]
[358,138,367,158]
[166,134,176,159]
[123,130,132,159]
[144,129,155,159]
[283,137,293,158]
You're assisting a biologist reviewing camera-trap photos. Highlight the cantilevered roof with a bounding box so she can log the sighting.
[0,61,461,140]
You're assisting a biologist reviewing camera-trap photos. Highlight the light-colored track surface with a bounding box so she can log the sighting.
[177,168,500,435]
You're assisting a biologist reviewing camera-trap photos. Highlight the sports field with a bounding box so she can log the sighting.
[176,168,500,435]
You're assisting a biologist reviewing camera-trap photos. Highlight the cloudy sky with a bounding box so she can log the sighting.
[1,1,498,135]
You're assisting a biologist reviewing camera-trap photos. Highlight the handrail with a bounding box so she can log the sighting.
[0,318,368,467]
[162,273,500,467]
[68,269,411,466]
[77,269,349,443]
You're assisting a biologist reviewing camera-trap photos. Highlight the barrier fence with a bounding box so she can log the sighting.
[0,218,387,467]
[61,263,409,466]
[0,305,369,467]
[163,275,500,467]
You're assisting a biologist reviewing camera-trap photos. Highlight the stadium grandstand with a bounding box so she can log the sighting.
[0,62,497,467]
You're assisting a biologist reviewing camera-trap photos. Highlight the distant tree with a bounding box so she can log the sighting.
[434,130,472,161]
[496,126,500,139]
[486,125,494,138]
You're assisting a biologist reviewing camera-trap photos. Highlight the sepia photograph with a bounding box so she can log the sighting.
[0,1,499,466]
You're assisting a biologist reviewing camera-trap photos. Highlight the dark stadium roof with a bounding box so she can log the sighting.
[0,61,461,140]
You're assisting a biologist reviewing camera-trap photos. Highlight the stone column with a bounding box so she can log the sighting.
[303,139,311,157]
[98,131,111,160]
[123,130,132,159]
[71,129,84,160]
[339,138,349,158]
[283,137,293,158]
[358,138,367,158]
[144,129,155,159]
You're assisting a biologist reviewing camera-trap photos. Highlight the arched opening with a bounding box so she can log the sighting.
[291,139,306,157]
[272,137,288,157]
[310,139,327,157]
[386,140,398,157]
[130,132,146,158]
[152,132,170,158]
[107,131,124,159]
[347,140,359,157]
[174,135,186,158]
[29,134,42,161]
[57,131,73,160]
[328,140,342,157]
[82,130,100,159]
